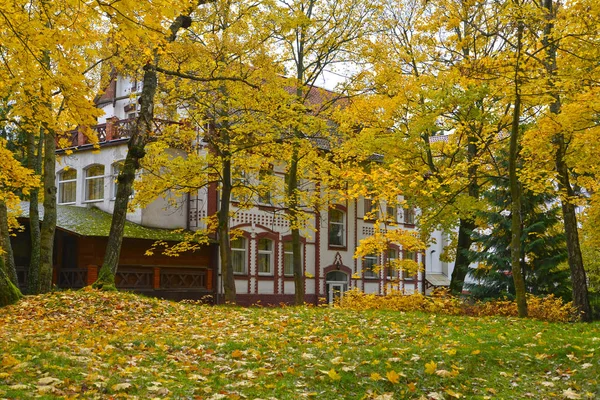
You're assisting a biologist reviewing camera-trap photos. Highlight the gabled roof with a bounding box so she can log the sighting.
[19,203,186,241]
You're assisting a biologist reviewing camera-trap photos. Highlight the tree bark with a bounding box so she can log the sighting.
[0,256,21,307]
[0,200,18,285]
[219,154,236,303]
[27,128,42,294]
[542,0,591,321]
[287,143,304,305]
[95,14,195,289]
[508,19,527,317]
[449,218,475,295]
[38,123,56,293]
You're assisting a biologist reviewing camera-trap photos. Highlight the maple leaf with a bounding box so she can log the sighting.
[425,361,437,375]
[112,382,133,391]
[327,369,341,381]
[386,370,400,384]
[370,372,382,381]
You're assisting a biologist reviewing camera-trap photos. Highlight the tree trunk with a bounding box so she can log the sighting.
[27,128,42,294]
[0,256,21,307]
[219,152,236,303]
[542,0,591,321]
[287,143,304,305]
[449,218,475,295]
[508,19,527,317]
[38,123,56,293]
[0,200,18,285]
[95,14,194,289]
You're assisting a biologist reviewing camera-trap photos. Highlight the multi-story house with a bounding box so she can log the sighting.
[16,75,454,304]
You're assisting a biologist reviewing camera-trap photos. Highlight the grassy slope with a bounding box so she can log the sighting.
[0,290,598,399]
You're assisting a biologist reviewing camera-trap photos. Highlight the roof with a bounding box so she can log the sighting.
[19,202,186,241]
[426,273,451,287]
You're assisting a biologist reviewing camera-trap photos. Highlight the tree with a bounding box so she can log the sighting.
[94,1,217,289]
[0,138,39,306]
[467,150,570,300]
[272,0,378,304]
[0,0,106,293]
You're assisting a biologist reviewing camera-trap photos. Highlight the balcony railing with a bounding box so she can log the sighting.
[60,117,184,148]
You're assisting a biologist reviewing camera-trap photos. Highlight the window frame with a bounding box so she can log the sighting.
[57,169,77,205]
[231,237,247,275]
[363,253,378,279]
[328,208,346,248]
[387,248,398,279]
[84,164,105,202]
[257,238,274,276]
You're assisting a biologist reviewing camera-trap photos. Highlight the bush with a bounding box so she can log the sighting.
[339,290,579,323]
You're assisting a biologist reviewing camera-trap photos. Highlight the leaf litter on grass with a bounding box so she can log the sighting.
[0,289,598,399]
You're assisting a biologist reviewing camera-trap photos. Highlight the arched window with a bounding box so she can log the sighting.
[257,238,273,275]
[85,165,105,201]
[328,209,345,247]
[231,237,247,274]
[58,169,77,204]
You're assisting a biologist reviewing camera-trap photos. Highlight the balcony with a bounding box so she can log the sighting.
[60,117,183,149]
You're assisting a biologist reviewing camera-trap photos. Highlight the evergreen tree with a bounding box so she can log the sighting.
[467,176,570,301]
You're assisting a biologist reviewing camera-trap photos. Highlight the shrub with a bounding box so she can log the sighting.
[339,289,578,322]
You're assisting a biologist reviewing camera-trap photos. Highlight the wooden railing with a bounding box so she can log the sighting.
[60,117,185,149]
[161,269,207,289]
[57,268,88,288]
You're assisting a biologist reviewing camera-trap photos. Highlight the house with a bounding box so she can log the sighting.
[16,75,454,304]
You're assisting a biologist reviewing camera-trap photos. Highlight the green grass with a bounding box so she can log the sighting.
[0,290,599,399]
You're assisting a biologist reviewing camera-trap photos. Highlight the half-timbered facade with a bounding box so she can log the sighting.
[43,75,454,304]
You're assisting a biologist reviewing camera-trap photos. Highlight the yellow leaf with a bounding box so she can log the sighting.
[407,382,416,392]
[386,370,400,384]
[425,361,437,375]
[446,389,462,398]
[370,372,382,381]
[327,369,341,381]
[471,350,481,355]
[446,349,457,356]
[231,350,243,358]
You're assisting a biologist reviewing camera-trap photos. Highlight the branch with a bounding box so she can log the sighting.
[153,66,259,89]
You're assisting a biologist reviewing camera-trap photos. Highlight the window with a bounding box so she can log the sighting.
[58,169,77,204]
[363,254,378,279]
[386,205,397,223]
[258,169,272,204]
[387,249,398,279]
[364,198,376,219]
[85,165,105,201]
[232,171,251,203]
[284,242,294,276]
[404,207,415,224]
[231,237,246,274]
[257,238,273,275]
[111,161,134,199]
[329,209,345,247]
[404,251,417,280]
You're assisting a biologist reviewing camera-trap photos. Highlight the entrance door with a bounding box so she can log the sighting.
[328,283,345,304]
[326,271,348,304]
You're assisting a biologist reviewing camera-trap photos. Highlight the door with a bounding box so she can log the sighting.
[328,283,345,304]
[326,271,348,304]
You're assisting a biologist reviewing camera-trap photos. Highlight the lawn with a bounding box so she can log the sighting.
[0,290,599,399]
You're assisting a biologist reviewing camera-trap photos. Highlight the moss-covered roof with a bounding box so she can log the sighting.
[20,203,186,241]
